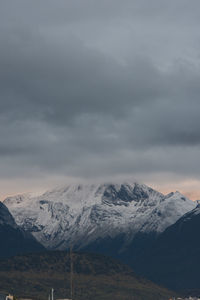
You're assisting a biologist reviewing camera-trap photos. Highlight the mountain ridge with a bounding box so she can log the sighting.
[4,182,196,253]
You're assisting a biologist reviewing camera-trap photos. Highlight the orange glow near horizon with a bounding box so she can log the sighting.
[1,178,200,202]
[159,189,199,201]
[149,179,200,201]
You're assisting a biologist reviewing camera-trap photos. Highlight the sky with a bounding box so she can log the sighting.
[1,0,200,200]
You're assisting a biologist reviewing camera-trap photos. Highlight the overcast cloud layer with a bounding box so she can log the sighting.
[1,0,200,199]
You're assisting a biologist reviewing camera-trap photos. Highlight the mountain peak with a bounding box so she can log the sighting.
[3,181,196,250]
[165,191,189,201]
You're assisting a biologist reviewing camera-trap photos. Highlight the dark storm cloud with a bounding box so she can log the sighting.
[0,0,200,193]
[0,27,163,123]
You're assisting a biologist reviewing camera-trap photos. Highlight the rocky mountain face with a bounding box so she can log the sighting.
[0,201,45,258]
[3,183,196,261]
[132,203,200,292]
[0,201,17,228]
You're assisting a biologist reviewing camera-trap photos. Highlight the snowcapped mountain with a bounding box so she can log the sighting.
[0,201,44,258]
[4,182,196,253]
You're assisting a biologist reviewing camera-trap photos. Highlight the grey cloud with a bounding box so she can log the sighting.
[0,29,164,125]
[0,0,200,195]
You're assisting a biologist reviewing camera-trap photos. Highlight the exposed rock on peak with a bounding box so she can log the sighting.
[4,182,195,252]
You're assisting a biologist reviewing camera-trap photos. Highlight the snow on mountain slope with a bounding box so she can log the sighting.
[3,183,196,250]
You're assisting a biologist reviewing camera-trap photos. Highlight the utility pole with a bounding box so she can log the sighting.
[70,246,74,300]
[51,288,54,300]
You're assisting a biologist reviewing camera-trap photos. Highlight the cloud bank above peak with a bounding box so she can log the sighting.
[0,0,200,198]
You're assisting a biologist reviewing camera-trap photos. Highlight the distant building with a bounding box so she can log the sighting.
[0,294,15,300]
[0,294,7,300]
[170,297,200,300]
[6,295,14,300]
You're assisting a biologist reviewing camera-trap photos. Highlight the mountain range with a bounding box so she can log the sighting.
[4,183,195,252]
[3,182,200,292]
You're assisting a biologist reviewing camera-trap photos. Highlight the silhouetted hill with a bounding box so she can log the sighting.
[0,202,45,258]
[0,251,175,300]
[133,204,200,294]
